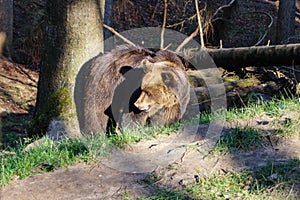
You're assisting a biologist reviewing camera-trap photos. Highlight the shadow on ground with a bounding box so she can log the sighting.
[1,121,299,199]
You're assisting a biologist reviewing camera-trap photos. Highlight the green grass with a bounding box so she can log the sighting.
[139,189,186,200]
[0,123,182,187]
[0,137,92,186]
[188,95,300,125]
[207,96,300,155]
[211,127,264,155]
[140,159,300,200]
[255,159,300,188]
[109,122,182,147]
[1,96,299,196]
[1,113,32,148]
[225,96,300,121]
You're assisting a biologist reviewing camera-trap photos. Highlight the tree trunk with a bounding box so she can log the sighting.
[203,43,300,69]
[104,0,113,39]
[276,0,296,44]
[0,0,13,57]
[30,0,104,138]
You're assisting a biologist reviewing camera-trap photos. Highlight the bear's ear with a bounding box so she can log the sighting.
[141,59,153,72]
[119,66,133,75]
[141,59,152,66]
[161,72,176,88]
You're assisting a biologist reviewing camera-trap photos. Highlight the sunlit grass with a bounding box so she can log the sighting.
[1,96,299,192]
[109,122,182,147]
[211,127,264,155]
[225,96,300,121]
[140,159,300,200]
[1,137,91,187]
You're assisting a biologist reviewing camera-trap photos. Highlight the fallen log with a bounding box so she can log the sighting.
[205,43,300,68]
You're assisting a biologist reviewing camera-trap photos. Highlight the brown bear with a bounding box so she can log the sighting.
[76,45,190,134]
[134,51,190,126]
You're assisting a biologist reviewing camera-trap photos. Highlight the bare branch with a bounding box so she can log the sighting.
[176,0,236,51]
[163,43,172,50]
[212,0,236,19]
[169,0,235,29]
[161,0,168,49]
[253,12,274,46]
[167,14,197,28]
[0,72,37,88]
[151,1,160,20]
[103,24,136,46]
[296,10,300,18]
[195,0,205,48]
[176,27,199,52]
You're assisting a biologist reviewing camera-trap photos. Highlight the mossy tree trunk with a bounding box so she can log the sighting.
[0,0,13,57]
[30,0,104,138]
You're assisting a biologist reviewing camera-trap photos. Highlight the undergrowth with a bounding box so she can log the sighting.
[1,137,91,186]
[140,159,300,199]
[1,96,299,193]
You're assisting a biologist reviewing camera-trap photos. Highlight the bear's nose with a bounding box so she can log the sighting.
[134,102,139,109]
[144,105,150,112]
[134,102,150,112]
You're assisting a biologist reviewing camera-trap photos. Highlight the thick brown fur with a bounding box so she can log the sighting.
[79,45,190,134]
[80,45,153,133]
[135,50,190,126]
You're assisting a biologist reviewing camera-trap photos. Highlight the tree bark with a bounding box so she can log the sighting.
[30,0,104,138]
[104,0,113,39]
[0,0,13,57]
[204,43,300,69]
[276,0,296,44]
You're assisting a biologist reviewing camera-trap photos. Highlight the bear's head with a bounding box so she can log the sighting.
[134,58,189,121]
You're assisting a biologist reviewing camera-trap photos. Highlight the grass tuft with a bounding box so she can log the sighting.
[211,127,264,155]
[141,159,300,200]
[1,137,91,186]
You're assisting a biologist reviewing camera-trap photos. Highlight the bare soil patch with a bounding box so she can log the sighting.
[1,122,300,199]
[0,56,38,148]
[1,0,300,199]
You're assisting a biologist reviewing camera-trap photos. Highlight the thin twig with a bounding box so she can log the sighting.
[203,0,236,46]
[265,181,298,192]
[169,0,235,32]
[15,64,37,84]
[287,183,295,199]
[180,148,188,162]
[176,0,236,51]
[296,10,300,18]
[167,14,197,28]
[161,0,168,49]
[175,0,235,52]
[235,89,247,108]
[0,72,37,88]
[103,24,136,46]
[176,26,199,52]
[163,43,172,50]
[253,12,274,46]
[151,1,160,20]
[195,0,205,48]
[212,0,236,19]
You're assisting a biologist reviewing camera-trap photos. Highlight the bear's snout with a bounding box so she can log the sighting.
[134,99,150,112]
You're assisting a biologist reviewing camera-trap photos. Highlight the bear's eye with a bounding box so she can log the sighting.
[145,91,151,97]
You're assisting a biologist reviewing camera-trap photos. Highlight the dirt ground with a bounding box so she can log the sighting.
[1,53,299,198]
[1,0,300,199]
[1,123,300,199]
